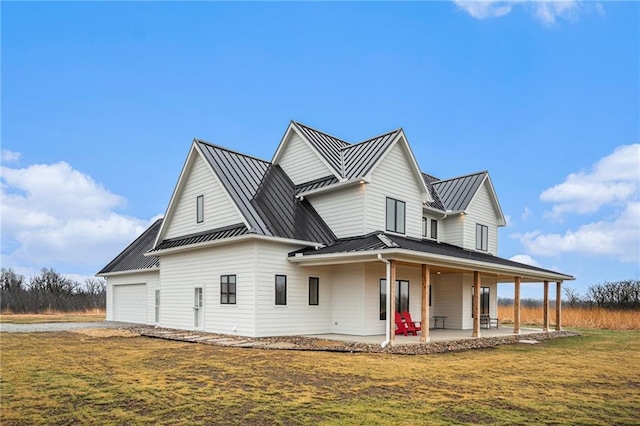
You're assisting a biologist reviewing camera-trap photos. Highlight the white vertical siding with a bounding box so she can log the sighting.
[365,143,424,238]
[254,240,334,337]
[441,214,464,248]
[277,133,334,185]
[330,264,365,335]
[307,185,365,238]
[431,273,465,330]
[463,181,500,255]
[164,155,243,240]
[159,241,257,336]
[105,270,159,325]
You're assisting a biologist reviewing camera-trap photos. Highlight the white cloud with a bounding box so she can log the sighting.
[1,157,154,273]
[518,201,640,263]
[453,1,513,20]
[453,0,602,26]
[1,149,21,163]
[540,144,639,219]
[521,206,532,221]
[509,254,541,267]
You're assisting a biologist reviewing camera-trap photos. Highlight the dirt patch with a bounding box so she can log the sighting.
[69,328,140,338]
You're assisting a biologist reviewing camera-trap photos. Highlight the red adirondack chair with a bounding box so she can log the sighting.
[395,312,418,336]
[402,311,422,334]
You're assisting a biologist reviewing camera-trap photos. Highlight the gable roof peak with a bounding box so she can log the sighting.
[291,121,351,147]
[195,138,270,165]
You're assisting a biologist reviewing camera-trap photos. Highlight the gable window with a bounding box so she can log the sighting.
[430,219,438,240]
[196,195,204,223]
[386,198,406,234]
[220,275,236,304]
[379,279,410,320]
[308,277,319,306]
[476,224,488,251]
[275,275,287,305]
[472,286,490,316]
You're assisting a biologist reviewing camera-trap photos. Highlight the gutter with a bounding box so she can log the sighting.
[377,254,391,348]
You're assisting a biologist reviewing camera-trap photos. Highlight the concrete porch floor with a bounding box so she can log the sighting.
[306,325,545,345]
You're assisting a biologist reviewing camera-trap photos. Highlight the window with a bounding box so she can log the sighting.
[430,219,438,240]
[386,198,406,234]
[196,195,204,223]
[379,279,410,320]
[422,217,427,238]
[155,290,160,323]
[275,275,287,305]
[471,286,490,316]
[429,284,432,307]
[476,224,488,251]
[308,277,319,306]
[194,287,203,328]
[220,275,236,304]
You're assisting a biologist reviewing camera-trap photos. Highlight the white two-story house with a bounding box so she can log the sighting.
[98,121,573,343]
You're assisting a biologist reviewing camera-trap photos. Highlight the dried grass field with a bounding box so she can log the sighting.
[498,305,640,330]
[1,328,639,425]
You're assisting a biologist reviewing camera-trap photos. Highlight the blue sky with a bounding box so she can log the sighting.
[2,1,638,298]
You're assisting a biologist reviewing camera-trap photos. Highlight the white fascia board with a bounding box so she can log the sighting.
[464,173,507,227]
[193,142,253,231]
[296,177,368,199]
[145,234,323,257]
[272,122,343,181]
[153,143,199,247]
[96,266,159,278]
[289,248,573,282]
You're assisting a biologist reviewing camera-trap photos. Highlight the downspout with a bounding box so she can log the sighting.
[377,254,391,348]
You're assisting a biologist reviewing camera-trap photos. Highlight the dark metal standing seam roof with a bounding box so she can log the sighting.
[432,171,487,212]
[289,231,574,279]
[294,175,340,195]
[98,219,162,274]
[196,139,335,244]
[341,129,401,179]
[292,122,350,175]
[149,224,248,252]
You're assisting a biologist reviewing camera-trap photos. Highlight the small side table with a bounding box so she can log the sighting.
[432,315,447,329]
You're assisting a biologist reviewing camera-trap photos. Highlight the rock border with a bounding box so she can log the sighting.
[130,326,579,355]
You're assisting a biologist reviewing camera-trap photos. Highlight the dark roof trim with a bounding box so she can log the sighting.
[98,219,162,275]
[150,223,249,252]
[289,231,574,281]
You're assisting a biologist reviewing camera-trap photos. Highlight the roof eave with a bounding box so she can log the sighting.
[296,177,368,199]
[96,265,160,278]
[289,248,574,282]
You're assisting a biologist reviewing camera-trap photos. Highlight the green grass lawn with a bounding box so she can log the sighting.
[1,328,638,425]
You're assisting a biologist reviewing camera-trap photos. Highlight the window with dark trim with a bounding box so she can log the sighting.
[196,195,204,223]
[476,223,488,251]
[430,219,438,240]
[379,279,410,320]
[386,198,406,234]
[220,275,236,304]
[429,284,432,307]
[308,277,319,306]
[471,286,490,316]
[275,275,287,305]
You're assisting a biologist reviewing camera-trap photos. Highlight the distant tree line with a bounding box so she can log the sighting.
[499,280,640,310]
[1,268,106,313]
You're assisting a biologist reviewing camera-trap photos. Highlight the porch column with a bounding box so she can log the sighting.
[421,264,430,343]
[543,281,549,332]
[555,281,562,331]
[389,260,397,346]
[472,271,481,338]
[514,276,521,335]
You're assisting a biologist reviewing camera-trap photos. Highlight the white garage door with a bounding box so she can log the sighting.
[113,284,147,324]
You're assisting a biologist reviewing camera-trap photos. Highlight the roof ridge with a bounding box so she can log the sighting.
[292,121,351,146]
[341,128,402,151]
[195,139,271,164]
[433,170,488,184]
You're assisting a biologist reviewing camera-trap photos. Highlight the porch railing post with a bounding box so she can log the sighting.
[543,280,549,332]
[514,276,521,335]
[421,264,430,343]
[389,260,397,346]
[556,281,562,331]
[472,271,481,338]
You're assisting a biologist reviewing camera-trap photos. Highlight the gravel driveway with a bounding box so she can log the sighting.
[0,321,138,333]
